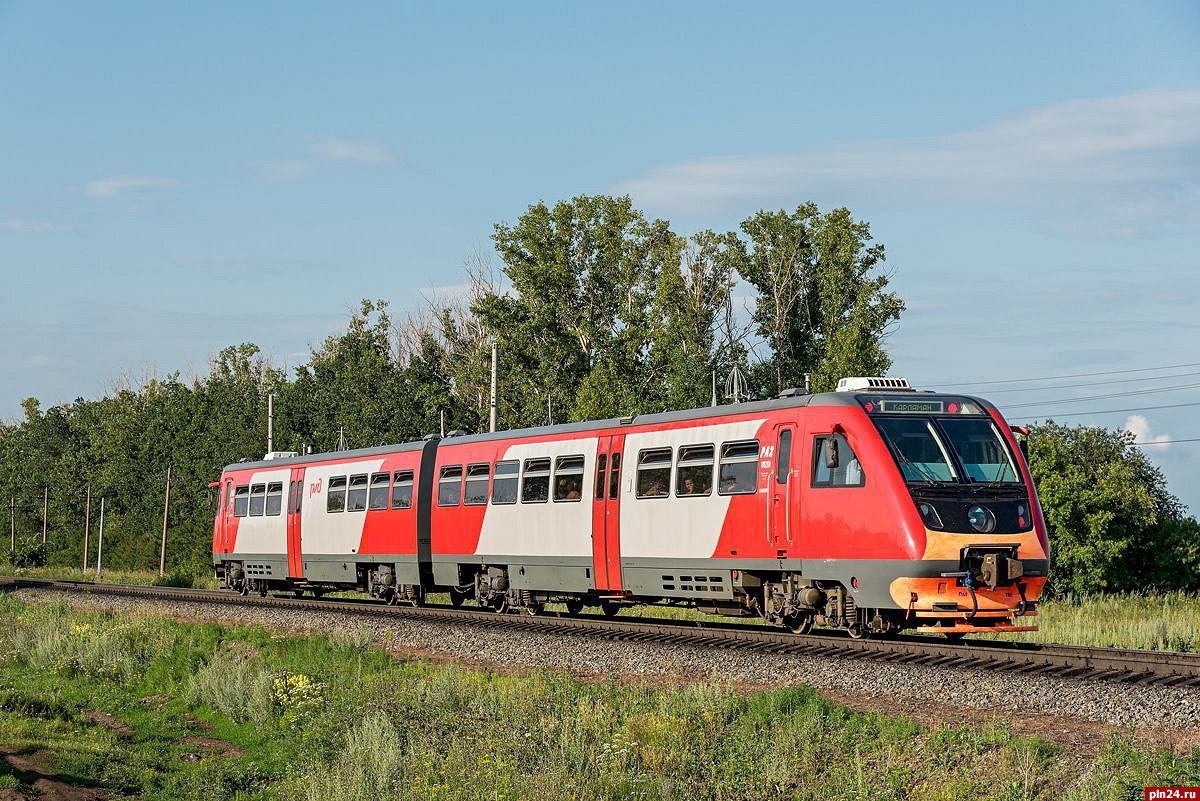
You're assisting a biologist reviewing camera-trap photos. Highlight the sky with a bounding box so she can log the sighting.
[1,1,1198,510]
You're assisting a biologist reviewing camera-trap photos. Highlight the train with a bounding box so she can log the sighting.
[210,376,1048,638]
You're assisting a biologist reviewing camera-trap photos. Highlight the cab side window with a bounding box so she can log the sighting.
[812,434,866,488]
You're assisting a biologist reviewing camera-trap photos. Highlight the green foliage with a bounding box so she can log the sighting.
[10,538,47,567]
[730,203,904,395]
[1027,421,1199,595]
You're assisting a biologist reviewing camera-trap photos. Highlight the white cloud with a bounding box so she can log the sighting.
[254,159,313,181]
[1124,414,1171,450]
[615,87,1200,223]
[308,138,397,165]
[84,175,176,198]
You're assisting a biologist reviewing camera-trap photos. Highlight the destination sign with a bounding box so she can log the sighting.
[878,399,945,414]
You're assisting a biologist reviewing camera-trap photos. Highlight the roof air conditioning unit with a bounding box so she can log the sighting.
[264,451,300,461]
[835,376,913,393]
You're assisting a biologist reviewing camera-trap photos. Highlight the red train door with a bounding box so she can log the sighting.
[592,434,624,591]
[287,467,305,578]
[221,478,234,553]
[768,424,795,548]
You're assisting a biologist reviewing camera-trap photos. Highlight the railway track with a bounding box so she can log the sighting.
[6,576,1200,689]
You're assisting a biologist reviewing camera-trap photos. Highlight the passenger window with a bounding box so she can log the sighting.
[595,453,608,500]
[347,474,369,512]
[368,472,390,510]
[718,441,759,495]
[265,482,283,516]
[676,445,714,497]
[327,476,347,513]
[233,485,249,517]
[554,456,585,502]
[522,458,551,503]
[464,463,490,506]
[608,453,621,499]
[391,471,413,509]
[777,430,793,484]
[636,448,672,498]
[249,483,266,516]
[492,460,519,504]
[438,465,463,506]
[812,434,866,488]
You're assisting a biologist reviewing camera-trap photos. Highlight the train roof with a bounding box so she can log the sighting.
[222,389,994,473]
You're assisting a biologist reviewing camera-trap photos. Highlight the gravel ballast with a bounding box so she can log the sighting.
[15,588,1200,734]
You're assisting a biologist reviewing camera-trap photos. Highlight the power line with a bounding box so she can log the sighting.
[983,369,1200,395]
[926,360,1200,388]
[1003,381,1200,409]
[1008,400,1200,422]
[1133,438,1200,446]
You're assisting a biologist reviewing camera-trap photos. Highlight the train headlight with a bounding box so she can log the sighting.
[967,505,996,533]
[918,502,943,529]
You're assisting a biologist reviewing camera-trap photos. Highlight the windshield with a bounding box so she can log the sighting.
[938,418,1020,483]
[874,417,958,482]
[874,416,1021,484]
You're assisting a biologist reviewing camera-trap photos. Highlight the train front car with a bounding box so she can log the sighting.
[836,377,1047,638]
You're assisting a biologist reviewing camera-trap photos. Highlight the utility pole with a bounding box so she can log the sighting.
[489,342,498,433]
[439,410,445,437]
[336,427,346,451]
[83,485,91,571]
[96,498,105,577]
[711,370,718,407]
[159,465,171,576]
[9,497,13,553]
[267,393,275,454]
[41,486,47,545]
[547,393,552,426]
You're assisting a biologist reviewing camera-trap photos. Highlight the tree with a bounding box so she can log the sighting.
[733,204,903,396]
[1027,421,1199,595]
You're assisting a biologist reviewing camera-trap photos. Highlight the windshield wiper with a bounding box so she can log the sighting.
[877,428,942,485]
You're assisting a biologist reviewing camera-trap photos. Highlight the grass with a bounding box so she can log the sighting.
[0,563,219,589]
[0,595,1197,799]
[7,562,1200,651]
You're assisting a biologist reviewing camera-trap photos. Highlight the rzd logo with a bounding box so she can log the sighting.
[309,479,322,497]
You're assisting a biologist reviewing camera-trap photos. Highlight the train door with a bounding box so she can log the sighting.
[768,424,796,548]
[221,478,234,553]
[592,434,625,591]
[287,467,305,578]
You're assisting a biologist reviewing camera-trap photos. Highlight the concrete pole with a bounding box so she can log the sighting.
[83,485,91,571]
[159,465,171,576]
[711,370,718,407]
[267,393,274,454]
[439,410,445,438]
[489,342,498,433]
[96,498,105,577]
[41,486,47,545]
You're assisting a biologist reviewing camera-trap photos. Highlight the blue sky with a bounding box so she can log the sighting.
[2,1,1199,510]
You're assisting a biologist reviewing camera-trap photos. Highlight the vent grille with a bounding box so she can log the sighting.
[836,376,913,393]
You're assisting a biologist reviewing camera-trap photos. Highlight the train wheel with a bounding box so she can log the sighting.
[258,583,268,598]
[449,588,466,607]
[785,613,814,635]
[385,589,399,606]
[410,586,426,607]
[293,589,304,598]
[564,598,584,616]
[943,632,966,642]
[846,623,869,640]
[600,602,621,618]
[239,581,249,597]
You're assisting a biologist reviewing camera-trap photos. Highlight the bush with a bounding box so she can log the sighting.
[11,540,47,568]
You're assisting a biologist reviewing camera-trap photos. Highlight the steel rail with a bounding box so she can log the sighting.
[6,577,1200,688]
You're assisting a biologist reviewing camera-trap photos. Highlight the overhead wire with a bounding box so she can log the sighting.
[1008,400,1200,422]
[925,360,1200,388]
[1001,381,1200,409]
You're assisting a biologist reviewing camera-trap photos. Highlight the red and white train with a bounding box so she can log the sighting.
[211,377,1048,637]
